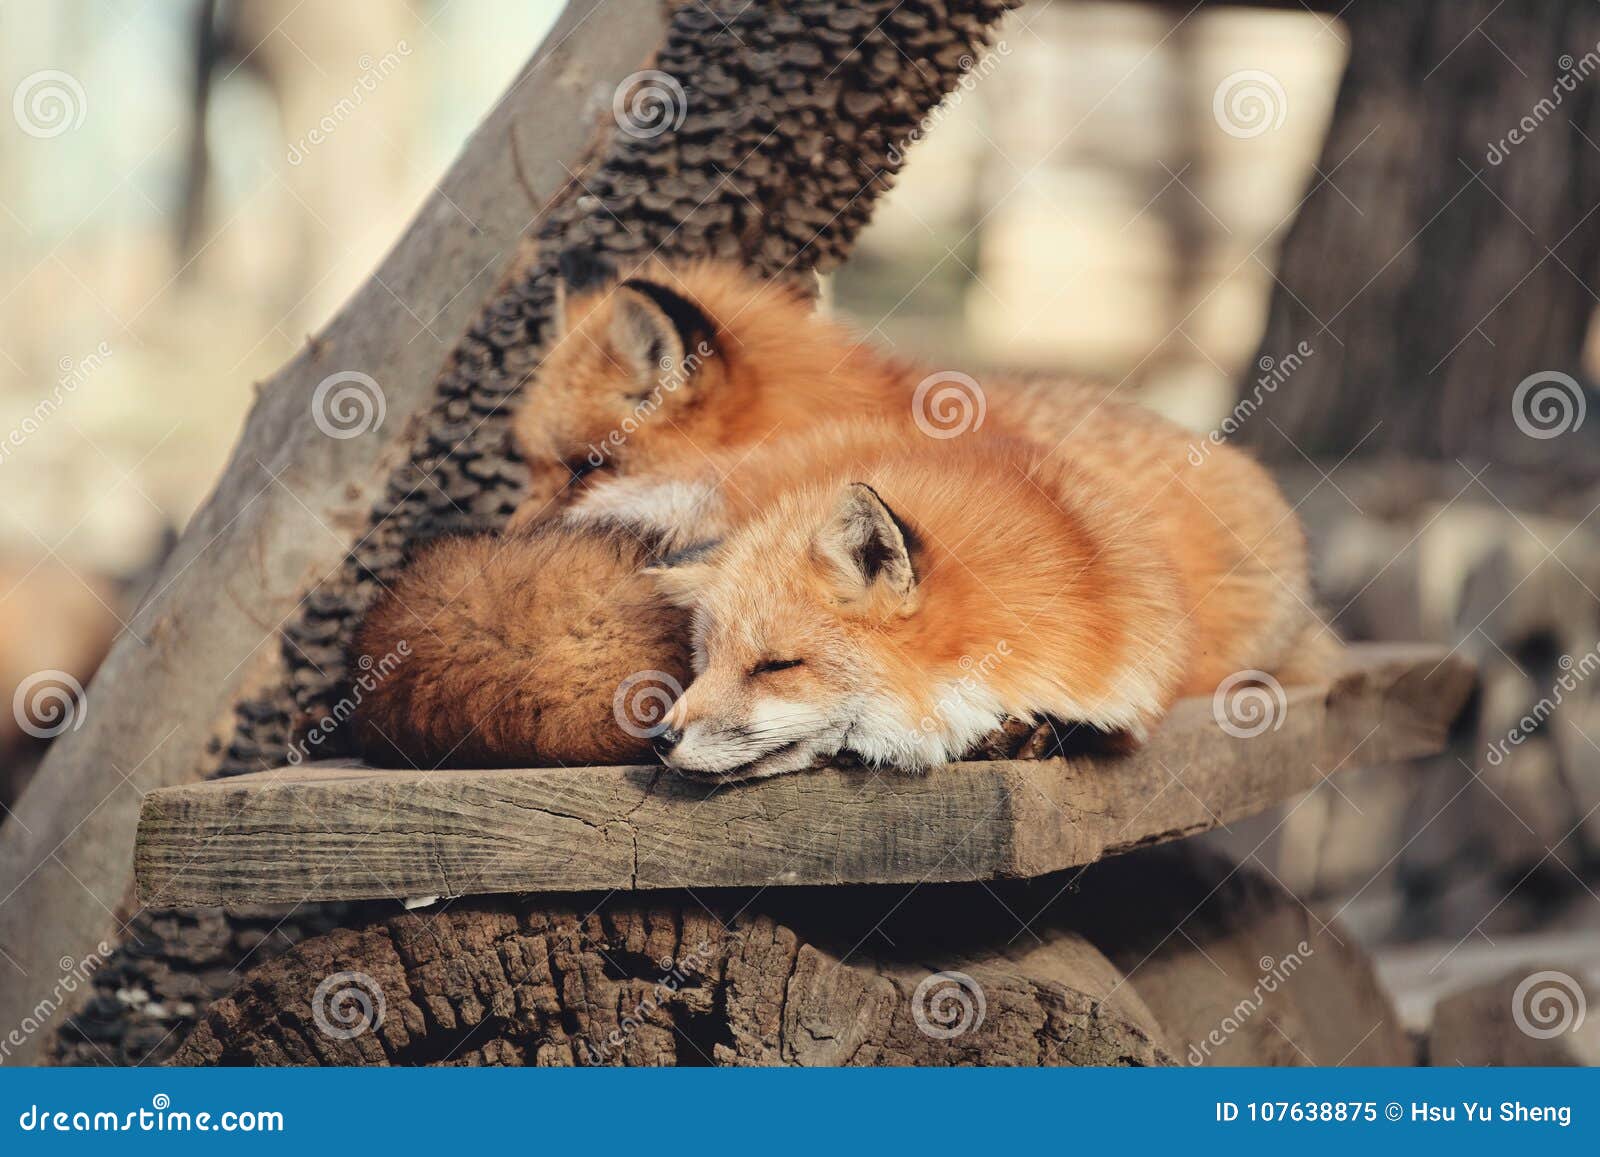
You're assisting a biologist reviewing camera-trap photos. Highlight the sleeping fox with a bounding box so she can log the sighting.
[616,421,1333,780]
[349,257,1331,776]
[350,416,1330,778]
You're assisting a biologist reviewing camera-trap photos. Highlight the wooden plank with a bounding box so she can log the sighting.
[134,644,1474,907]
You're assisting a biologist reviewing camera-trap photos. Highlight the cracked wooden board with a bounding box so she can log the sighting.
[134,644,1473,907]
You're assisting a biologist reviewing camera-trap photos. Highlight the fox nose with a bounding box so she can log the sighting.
[653,726,683,761]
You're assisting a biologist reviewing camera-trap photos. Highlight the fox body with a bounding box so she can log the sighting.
[622,422,1329,780]
[352,257,1329,778]
[350,523,689,768]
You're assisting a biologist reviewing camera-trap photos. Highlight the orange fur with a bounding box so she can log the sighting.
[510,260,1316,700]
[350,523,690,768]
[640,421,1325,779]
[363,257,1334,777]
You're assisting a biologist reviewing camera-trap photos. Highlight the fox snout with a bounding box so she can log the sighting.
[652,690,835,782]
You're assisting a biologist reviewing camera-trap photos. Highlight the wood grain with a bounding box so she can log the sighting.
[134,645,1474,908]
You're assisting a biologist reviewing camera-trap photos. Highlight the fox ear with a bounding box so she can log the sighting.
[552,247,618,336]
[609,289,685,392]
[610,279,717,391]
[814,483,918,608]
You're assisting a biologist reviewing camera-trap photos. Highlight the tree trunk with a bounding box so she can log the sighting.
[167,849,1406,1066]
[1242,0,1600,471]
[0,0,1018,1065]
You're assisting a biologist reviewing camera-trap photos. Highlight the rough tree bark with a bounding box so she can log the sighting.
[0,0,1018,1064]
[169,848,1405,1066]
[1242,0,1600,470]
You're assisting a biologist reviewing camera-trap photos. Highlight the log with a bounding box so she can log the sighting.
[135,645,1474,908]
[166,847,1392,1067]
[1427,965,1600,1066]
[1067,848,1411,1065]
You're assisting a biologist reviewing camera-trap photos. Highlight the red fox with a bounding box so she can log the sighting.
[349,257,1331,776]
[618,421,1332,780]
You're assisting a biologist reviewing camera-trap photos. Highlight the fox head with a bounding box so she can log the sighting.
[514,251,820,500]
[515,250,729,485]
[649,482,970,781]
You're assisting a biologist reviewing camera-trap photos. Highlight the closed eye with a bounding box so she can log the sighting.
[749,658,803,677]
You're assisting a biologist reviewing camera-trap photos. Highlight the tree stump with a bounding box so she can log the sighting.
[169,847,1406,1066]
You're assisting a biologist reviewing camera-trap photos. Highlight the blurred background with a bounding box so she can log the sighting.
[4,0,1599,1056]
